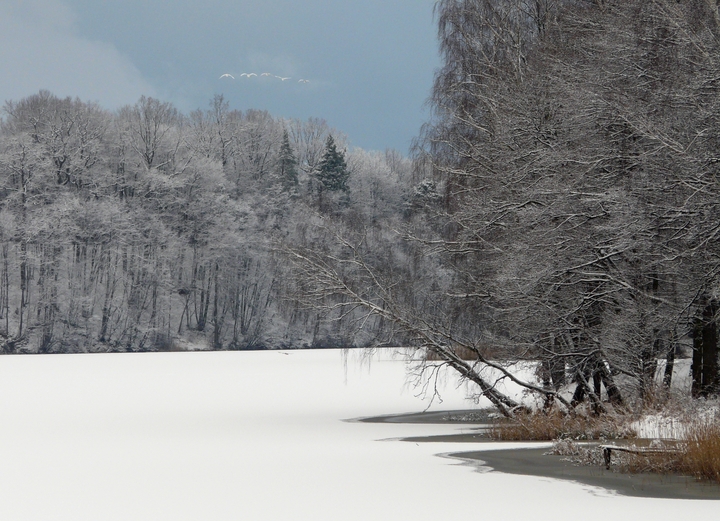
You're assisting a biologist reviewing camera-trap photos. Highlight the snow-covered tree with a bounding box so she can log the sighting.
[316,135,349,193]
[278,129,299,192]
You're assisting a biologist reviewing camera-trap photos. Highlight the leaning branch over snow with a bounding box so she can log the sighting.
[279,227,575,418]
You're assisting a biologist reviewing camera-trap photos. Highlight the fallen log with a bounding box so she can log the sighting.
[600,444,682,470]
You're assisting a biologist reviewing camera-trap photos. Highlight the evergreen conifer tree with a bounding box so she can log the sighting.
[278,129,299,192]
[316,135,349,192]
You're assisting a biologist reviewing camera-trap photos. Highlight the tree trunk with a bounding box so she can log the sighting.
[597,363,624,407]
[18,239,27,339]
[640,340,659,404]
[702,301,719,395]
[692,313,704,397]
[212,261,222,349]
[663,330,677,391]
[99,248,118,343]
[1,244,8,336]
[550,358,566,390]
[570,371,587,407]
[692,300,719,397]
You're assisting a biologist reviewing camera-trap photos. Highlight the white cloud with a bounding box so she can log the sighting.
[0,0,156,108]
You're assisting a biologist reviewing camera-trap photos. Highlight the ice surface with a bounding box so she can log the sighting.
[0,349,714,520]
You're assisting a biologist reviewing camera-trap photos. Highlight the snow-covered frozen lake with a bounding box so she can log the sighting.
[0,348,715,520]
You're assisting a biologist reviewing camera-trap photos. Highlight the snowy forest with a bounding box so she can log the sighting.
[284,0,720,414]
[4,0,720,413]
[0,91,426,354]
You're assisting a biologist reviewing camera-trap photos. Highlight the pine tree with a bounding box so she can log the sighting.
[316,135,349,192]
[278,129,299,192]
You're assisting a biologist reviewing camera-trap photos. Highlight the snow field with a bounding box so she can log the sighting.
[0,349,714,520]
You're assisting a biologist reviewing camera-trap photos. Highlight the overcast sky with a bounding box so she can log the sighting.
[0,0,440,153]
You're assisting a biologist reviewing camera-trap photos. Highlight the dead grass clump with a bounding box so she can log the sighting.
[605,423,720,482]
[679,422,720,482]
[490,410,636,441]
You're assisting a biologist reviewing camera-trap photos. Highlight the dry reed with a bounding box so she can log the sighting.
[550,417,720,483]
[678,422,720,482]
[490,410,636,441]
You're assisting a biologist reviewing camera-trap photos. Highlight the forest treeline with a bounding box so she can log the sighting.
[0,91,430,353]
[284,0,720,414]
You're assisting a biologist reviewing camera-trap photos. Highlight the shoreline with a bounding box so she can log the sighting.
[449,447,720,500]
[361,409,720,500]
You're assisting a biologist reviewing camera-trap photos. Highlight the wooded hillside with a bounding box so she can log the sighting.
[0,92,422,353]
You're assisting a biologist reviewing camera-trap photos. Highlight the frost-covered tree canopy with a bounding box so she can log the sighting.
[0,92,416,354]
